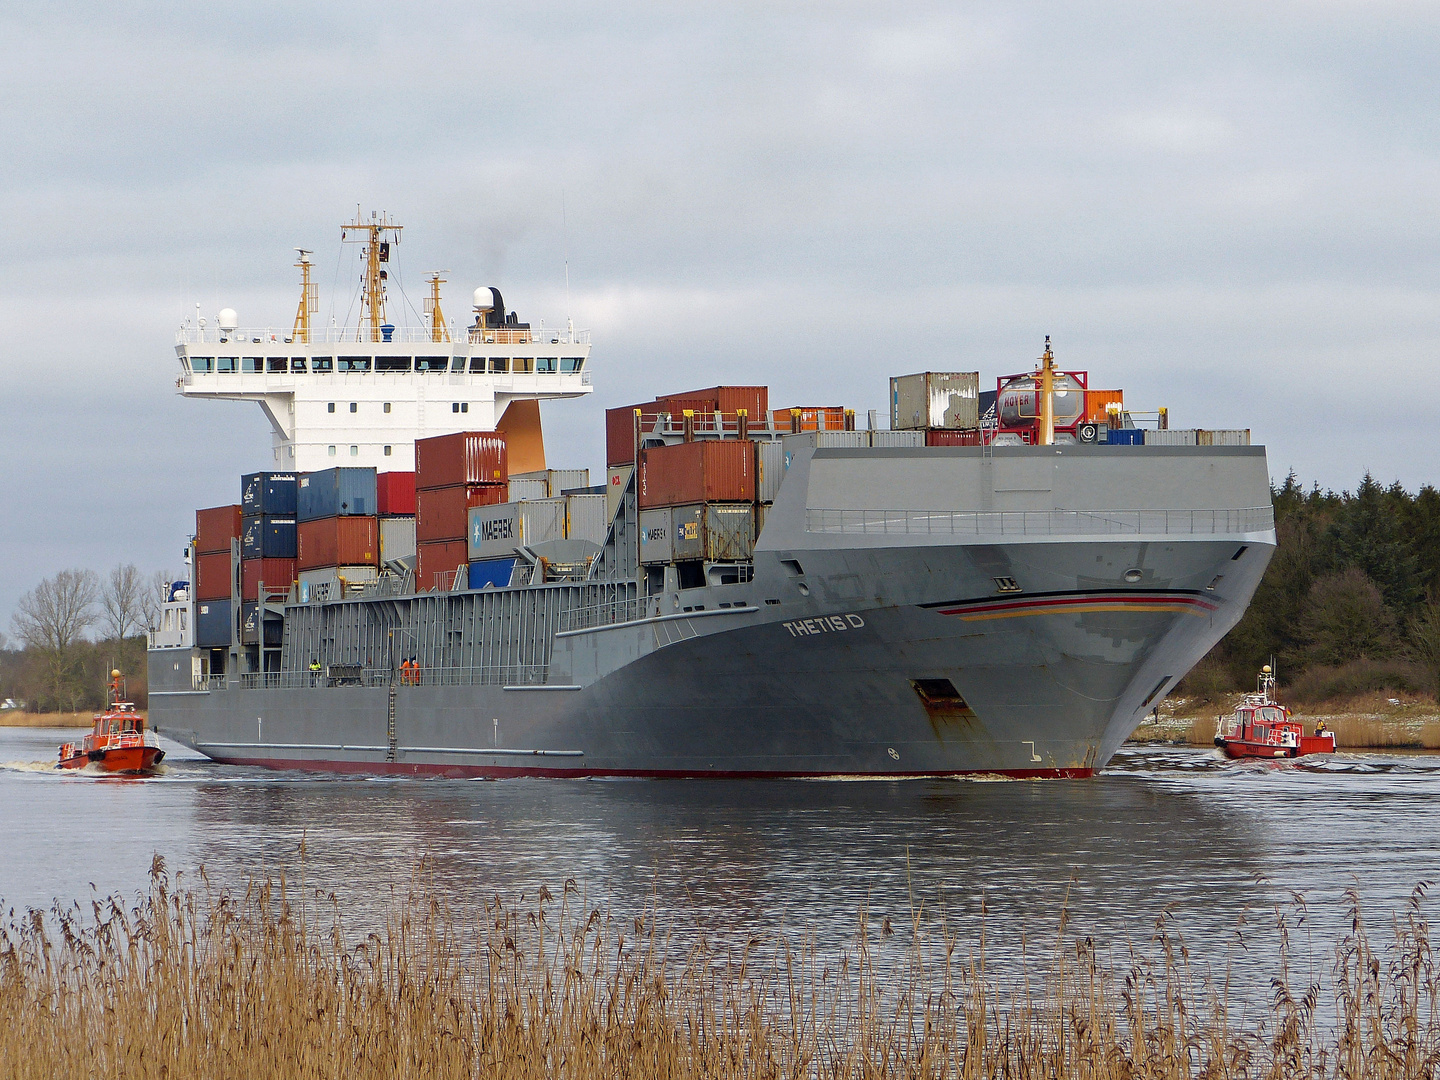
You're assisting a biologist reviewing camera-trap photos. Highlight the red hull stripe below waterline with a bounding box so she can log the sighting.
[928,590,1219,622]
[208,755,1095,781]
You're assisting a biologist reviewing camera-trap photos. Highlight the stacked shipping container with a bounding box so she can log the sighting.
[194,504,240,647]
[294,468,380,601]
[415,433,508,589]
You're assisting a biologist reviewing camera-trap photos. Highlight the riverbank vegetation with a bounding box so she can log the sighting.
[2,861,1437,1078]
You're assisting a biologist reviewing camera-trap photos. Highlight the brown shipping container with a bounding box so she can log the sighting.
[660,386,769,423]
[195,504,243,554]
[606,402,659,466]
[241,558,297,602]
[415,432,508,490]
[377,471,417,516]
[416,539,470,591]
[925,429,983,446]
[416,483,506,543]
[194,550,234,601]
[638,439,754,509]
[297,516,379,570]
[771,406,847,432]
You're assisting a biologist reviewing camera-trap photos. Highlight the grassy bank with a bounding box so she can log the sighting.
[2,863,1438,1078]
[0,711,90,729]
[1131,692,1440,749]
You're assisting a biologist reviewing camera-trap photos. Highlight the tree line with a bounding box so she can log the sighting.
[1184,472,1440,705]
[1,566,173,712]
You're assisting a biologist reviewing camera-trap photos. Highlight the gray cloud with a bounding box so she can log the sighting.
[3,1,1438,625]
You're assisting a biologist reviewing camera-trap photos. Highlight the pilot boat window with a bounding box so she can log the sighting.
[561,357,584,372]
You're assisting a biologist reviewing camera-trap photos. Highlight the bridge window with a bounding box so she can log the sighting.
[217,357,238,373]
[561,357,584,372]
[536,357,557,373]
[242,357,263,373]
[376,356,411,372]
[291,358,307,373]
[338,356,371,372]
[266,357,288,373]
[189,356,214,372]
[513,357,534,373]
[312,357,334,372]
[415,356,448,372]
[489,357,509,373]
[469,357,487,372]
[451,357,466,372]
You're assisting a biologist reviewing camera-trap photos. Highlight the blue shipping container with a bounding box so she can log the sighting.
[1107,428,1144,445]
[241,602,284,647]
[241,515,297,559]
[297,467,378,521]
[241,472,298,516]
[195,599,232,648]
[468,558,517,589]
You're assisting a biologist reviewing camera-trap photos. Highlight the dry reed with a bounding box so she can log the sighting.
[2,858,1438,1079]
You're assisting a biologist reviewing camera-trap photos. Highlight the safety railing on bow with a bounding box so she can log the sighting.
[804,505,1275,537]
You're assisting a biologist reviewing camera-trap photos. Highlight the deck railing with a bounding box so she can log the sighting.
[229,664,550,691]
[175,325,591,346]
[557,596,649,633]
[804,505,1275,538]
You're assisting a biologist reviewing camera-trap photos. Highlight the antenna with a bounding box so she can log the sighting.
[562,189,572,331]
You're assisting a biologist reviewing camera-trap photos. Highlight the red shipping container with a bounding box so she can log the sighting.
[377,471,417,516]
[195,504,242,554]
[638,440,754,509]
[772,406,846,432]
[241,558,297,602]
[416,483,506,543]
[415,432,508,490]
[660,386,769,424]
[416,539,470,591]
[925,429,983,446]
[194,550,234,601]
[297,516,380,569]
[606,402,659,466]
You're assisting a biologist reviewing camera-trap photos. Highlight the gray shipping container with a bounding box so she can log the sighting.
[565,493,610,545]
[671,503,755,562]
[890,372,980,430]
[868,429,926,447]
[1144,429,1198,446]
[510,468,590,496]
[507,478,550,502]
[1196,429,1251,446]
[467,498,566,559]
[638,508,673,565]
[379,516,416,562]
[756,440,786,503]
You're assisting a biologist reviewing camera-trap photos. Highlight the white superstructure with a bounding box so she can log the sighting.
[173,212,592,472]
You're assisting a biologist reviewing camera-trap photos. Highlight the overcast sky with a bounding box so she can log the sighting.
[2,1,1438,631]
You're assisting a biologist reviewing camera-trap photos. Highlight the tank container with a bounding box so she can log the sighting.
[416,539,470,590]
[194,551,234,601]
[195,599,232,648]
[379,516,416,563]
[240,557,295,602]
[297,468,378,521]
[241,515,297,559]
[417,483,507,543]
[467,498,567,560]
[756,441,786,503]
[869,430,927,447]
[415,432,508,490]
[195,505,242,555]
[890,372,980,430]
[376,471,417,516]
[296,516,379,569]
[997,373,1086,428]
[670,504,755,562]
[637,439,754,509]
[565,494,610,545]
[240,472,298,516]
[1144,429,1198,446]
[638,509,673,565]
[467,557,517,589]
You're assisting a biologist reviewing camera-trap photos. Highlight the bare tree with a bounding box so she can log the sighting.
[101,564,146,640]
[142,570,175,631]
[12,570,99,652]
[1409,599,1440,702]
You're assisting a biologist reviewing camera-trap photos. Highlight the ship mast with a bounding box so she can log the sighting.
[342,209,403,342]
[425,271,450,343]
[1037,335,1056,446]
[292,249,317,344]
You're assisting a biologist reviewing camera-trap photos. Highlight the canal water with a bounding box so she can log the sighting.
[3,725,1437,997]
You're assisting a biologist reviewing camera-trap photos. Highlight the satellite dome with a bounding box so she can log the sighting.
[473,287,496,310]
[218,308,239,332]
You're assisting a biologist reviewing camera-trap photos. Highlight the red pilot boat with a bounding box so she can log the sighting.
[1214,665,1335,760]
[57,669,165,773]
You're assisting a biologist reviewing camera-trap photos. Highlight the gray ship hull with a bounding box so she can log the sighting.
[150,444,1275,778]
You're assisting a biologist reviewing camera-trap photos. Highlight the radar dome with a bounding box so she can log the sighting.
[473,287,496,311]
[217,308,239,333]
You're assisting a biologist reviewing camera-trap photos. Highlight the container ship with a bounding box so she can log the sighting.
[147,212,1276,778]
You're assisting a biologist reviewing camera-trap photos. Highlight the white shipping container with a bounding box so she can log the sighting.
[510,468,591,496]
[638,508,672,565]
[890,372,980,430]
[507,478,549,502]
[756,441,786,503]
[565,494,610,545]
[467,498,566,559]
[1144,429,1198,446]
[1196,429,1251,446]
[869,430,926,447]
[379,516,416,562]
